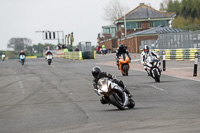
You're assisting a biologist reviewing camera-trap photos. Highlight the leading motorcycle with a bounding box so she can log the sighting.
[96,77,135,110]
[46,54,53,65]
[146,56,161,82]
[20,55,25,65]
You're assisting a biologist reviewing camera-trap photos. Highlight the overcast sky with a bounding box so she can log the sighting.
[0,0,163,50]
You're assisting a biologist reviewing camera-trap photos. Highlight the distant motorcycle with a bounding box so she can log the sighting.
[20,55,25,65]
[46,54,53,65]
[146,56,161,82]
[117,54,130,76]
[102,48,107,55]
[97,77,135,110]
[2,55,5,61]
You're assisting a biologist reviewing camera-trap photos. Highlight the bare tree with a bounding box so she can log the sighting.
[159,0,169,12]
[103,0,130,23]
[7,38,32,52]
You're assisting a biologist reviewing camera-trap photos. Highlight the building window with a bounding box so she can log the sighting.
[150,21,154,28]
[103,28,110,34]
[136,22,142,29]
[150,20,167,28]
[126,22,136,29]
[110,28,116,38]
[126,22,141,29]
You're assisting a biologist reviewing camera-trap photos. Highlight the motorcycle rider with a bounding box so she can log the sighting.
[140,45,161,75]
[45,50,53,59]
[19,50,26,58]
[45,50,53,56]
[116,44,131,69]
[92,66,132,104]
[19,50,26,62]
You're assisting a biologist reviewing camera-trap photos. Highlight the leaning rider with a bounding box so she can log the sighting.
[91,66,132,104]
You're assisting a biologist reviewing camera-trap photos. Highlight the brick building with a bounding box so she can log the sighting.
[97,3,176,53]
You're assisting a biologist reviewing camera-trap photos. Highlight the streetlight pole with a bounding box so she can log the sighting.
[124,12,127,46]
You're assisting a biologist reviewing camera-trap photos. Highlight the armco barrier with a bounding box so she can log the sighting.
[26,56,37,59]
[65,51,83,60]
[154,48,200,60]
[44,49,95,60]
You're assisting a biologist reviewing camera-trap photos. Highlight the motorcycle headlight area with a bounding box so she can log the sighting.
[100,85,109,92]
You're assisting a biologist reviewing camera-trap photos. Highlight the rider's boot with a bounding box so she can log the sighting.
[145,68,151,76]
[124,86,132,98]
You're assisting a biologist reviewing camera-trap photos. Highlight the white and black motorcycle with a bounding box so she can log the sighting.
[146,56,161,82]
[20,55,26,65]
[2,54,5,61]
[96,78,135,110]
[46,54,53,65]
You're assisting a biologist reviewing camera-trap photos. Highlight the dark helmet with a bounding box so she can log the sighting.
[143,45,149,53]
[119,44,124,50]
[92,66,101,78]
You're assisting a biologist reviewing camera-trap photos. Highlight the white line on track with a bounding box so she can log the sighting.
[15,75,25,93]
[149,85,164,91]
[131,59,141,62]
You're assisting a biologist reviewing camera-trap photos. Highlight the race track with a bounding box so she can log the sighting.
[0,54,200,133]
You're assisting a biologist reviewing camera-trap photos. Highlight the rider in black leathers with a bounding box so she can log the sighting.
[116,44,131,69]
[45,50,53,56]
[92,66,132,104]
[19,50,26,59]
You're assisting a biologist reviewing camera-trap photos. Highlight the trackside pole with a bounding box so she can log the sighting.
[163,51,166,71]
[193,52,198,76]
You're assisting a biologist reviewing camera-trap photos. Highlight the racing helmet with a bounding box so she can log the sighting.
[143,45,149,54]
[92,66,101,78]
[119,44,124,50]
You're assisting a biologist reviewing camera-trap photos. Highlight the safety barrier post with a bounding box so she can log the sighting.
[193,52,198,76]
[163,51,166,71]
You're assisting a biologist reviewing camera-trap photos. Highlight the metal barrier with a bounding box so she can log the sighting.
[65,51,83,60]
[154,48,200,61]
[44,49,95,60]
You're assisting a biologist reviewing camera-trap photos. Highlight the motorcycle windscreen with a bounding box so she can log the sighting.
[98,78,109,92]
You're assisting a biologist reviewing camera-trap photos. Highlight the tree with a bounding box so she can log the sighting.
[32,43,56,53]
[7,38,32,52]
[103,0,130,23]
[159,0,169,12]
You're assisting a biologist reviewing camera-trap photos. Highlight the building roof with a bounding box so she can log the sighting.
[124,26,165,38]
[115,4,176,22]
[102,25,116,28]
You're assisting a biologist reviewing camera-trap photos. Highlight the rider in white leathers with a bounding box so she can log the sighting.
[140,45,161,75]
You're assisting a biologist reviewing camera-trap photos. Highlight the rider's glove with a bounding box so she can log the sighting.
[112,75,116,79]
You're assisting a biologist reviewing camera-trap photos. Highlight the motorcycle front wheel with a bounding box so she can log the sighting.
[109,93,125,110]
[153,69,160,82]
[48,60,51,65]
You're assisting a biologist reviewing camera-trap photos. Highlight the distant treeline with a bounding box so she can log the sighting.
[160,0,200,29]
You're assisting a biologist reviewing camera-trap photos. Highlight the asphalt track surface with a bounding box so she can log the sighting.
[0,54,200,133]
